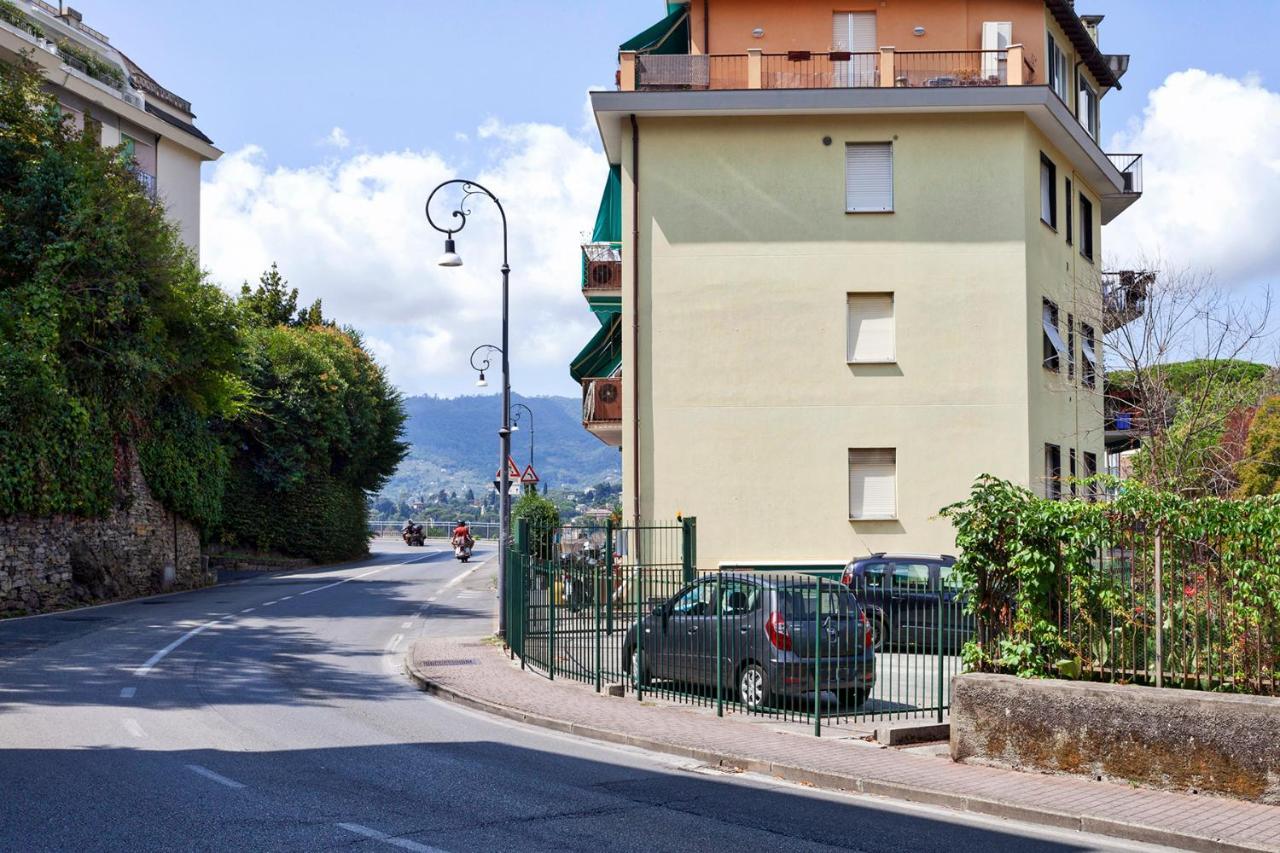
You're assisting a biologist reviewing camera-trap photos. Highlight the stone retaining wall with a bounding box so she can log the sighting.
[0,452,210,616]
[951,672,1280,804]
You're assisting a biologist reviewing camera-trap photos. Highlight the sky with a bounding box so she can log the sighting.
[75,0,1280,398]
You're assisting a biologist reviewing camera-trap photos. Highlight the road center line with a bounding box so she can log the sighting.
[186,764,245,790]
[262,601,278,607]
[336,823,445,852]
[297,565,394,597]
[278,595,293,601]
[133,618,226,677]
[401,621,413,628]
[385,634,403,652]
[122,719,145,738]
[241,607,255,613]
[119,686,136,699]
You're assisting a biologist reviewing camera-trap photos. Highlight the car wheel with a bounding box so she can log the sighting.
[869,610,889,652]
[738,663,769,711]
[629,647,650,687]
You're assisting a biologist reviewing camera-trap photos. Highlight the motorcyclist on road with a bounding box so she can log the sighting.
[451,520,474,549]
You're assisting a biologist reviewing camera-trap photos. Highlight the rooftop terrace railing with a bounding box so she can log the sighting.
[624,45,1032,92]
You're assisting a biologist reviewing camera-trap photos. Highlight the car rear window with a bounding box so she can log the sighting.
[777,586,853,619]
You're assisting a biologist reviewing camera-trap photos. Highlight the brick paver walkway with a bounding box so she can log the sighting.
[406,636,1280,853]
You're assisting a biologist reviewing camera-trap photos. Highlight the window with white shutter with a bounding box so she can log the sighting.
[847,293,895,362]
[846,143,893,212]
[849,448,896,520]
[981,21,1011,80]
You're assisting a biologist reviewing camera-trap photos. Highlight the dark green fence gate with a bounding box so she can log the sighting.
[505,519,965,734]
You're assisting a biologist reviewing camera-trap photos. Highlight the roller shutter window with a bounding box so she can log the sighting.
[846,293,895,363]
[832,12,877,86]
[846,142,893,212]
[1043,298,1066,371]
[849,449,896,520]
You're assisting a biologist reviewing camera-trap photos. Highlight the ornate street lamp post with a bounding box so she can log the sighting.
[510,402,534,473]
[428,180,511,637]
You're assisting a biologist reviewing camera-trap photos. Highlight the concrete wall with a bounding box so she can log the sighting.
[951,673,1280,804]
[157,137,203,253]
[624,112,1057,568]
[0,450,209,617]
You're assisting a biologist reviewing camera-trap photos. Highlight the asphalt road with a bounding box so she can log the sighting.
[0,541,1175,852]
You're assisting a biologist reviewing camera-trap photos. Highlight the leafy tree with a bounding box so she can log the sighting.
[0,58,242,526]
[1237,397,1280,497]
[238,263,298,328]
[513,490,561,559]
[465,487,475,502]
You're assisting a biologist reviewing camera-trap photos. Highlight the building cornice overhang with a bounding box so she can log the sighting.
[591,86,1133,220]
[0,27,221,160]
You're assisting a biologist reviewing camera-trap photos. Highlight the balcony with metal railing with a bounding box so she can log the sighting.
[581,242,622,297]
[582,376,622,446]
[1102,270,1155,333]
[624,46,1032,92]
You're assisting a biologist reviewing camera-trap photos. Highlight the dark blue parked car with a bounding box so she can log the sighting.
[840,553,974,652]
[623,573,876,711]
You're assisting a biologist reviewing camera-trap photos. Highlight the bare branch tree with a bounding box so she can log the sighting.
[1100,258,1274,496]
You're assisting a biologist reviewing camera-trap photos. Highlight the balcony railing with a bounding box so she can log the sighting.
[890,50,1007,88]
[1102,270,1155,333]
[134,170,157,200]
[1107,153,1143,195]
[581,242,622,293]
[624,46,1032,92]
[582,377,622,427]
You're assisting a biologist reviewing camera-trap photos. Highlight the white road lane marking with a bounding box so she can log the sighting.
[122,719,145,738]
[279,595,293,601]
[336,822,446,852]
[119,687,136,699]
[385,634,403,652]
[186,764,246,790]
[298,565,394,596]
[262,601,278,607]
[241,607,255,613]
[133,618,226,677]
[401,621,413,629]
[427,597,438,602]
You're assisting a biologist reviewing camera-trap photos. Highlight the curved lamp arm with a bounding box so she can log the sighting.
[425,179,509,269]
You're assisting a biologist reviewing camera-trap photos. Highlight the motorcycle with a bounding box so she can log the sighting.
[453,538,472,563]
[402,524,425,547]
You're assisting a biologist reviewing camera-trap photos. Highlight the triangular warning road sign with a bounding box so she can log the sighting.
[520,464,540,484]
[494,456,520,480]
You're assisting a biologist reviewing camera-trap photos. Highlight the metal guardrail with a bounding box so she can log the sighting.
[369,520,500,540]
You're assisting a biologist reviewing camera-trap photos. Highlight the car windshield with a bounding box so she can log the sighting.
[776,585,852,619]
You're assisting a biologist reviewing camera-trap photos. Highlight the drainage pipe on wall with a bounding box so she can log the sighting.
[630,114,640,531]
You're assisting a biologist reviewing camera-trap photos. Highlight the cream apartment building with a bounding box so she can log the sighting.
[574,0,1144,570]
[0,2,220,252]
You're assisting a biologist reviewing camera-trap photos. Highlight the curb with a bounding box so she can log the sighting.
[403,646,1272,853]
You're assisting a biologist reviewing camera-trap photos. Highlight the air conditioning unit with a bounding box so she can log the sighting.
[585,259,621,289]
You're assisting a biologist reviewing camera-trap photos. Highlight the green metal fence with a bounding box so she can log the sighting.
[505,520,966,733]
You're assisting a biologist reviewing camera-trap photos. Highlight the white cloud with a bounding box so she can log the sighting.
[202,115,607,398]
[1106,70,1280,285]
[322,126,351,150]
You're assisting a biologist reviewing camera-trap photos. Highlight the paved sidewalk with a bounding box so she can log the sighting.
[406,636,1280,853]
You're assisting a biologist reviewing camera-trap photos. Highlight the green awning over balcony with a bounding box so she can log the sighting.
[570,312,622,382]
[619,4,690,55]
[591,165,622,244]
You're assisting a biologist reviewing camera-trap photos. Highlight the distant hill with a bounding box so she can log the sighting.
[380,393,621,499]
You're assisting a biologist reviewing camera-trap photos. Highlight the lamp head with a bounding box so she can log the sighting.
[475,371,488,388]
[437,237,463,267]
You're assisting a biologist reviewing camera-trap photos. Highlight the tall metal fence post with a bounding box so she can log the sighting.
[549,540,557,682]
[605,519,615,635]
[594,556,602,693]
[635,536,644,702]
[515,518,529,670]
[814,577,823,737]
[1154,530,1164,689]
[681,516,697,583]
[936,584,945,723]
[715,572,724,717]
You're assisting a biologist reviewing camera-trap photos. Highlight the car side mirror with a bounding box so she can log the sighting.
[651,604,666,619]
